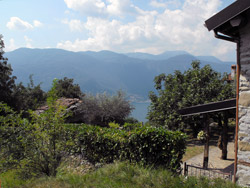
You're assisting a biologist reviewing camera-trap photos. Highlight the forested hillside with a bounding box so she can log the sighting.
[6,48,234,100]
[5,48,232,99]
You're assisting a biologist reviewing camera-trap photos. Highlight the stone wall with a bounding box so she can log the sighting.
[237,10,250,186]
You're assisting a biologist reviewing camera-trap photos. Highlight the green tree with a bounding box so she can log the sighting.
[0,79,72,177]
[24,79,71,176]
[12,75,46,112]
[55,77,83,99]
[148,61,234,133]
[79,91,134,126]
[0,35,16,106]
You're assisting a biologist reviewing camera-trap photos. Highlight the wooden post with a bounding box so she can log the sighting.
[184,162,187,176]
[221,111,228,160]
[203,114,209,169]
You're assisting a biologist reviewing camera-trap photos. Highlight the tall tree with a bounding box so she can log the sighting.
[55,77,83,99]
[148,61,235,133]
[0,35,16,106]
[12,75,46,112]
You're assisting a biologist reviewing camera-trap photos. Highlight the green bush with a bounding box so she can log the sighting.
[66,124,125,164]
[125,126,187,172]
[122,122,143,131]
[67,123,187,173]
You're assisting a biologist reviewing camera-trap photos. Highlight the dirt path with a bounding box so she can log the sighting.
[183,142,235,174]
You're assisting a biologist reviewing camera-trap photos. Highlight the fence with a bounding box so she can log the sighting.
[183,162,232,181]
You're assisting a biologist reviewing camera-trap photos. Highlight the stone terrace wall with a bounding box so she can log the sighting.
[237,11,250,186]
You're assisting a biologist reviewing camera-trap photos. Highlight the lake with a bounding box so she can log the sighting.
[130,102,150,123]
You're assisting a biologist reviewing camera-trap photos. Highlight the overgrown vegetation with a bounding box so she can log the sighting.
[0,103,186,178]
[0,35,238,187]
[0,80,73,178]
[0,161,241,188]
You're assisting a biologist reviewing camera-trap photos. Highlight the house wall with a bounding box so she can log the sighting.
[237,10,250,186]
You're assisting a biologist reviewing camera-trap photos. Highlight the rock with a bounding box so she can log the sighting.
[36,97,85,123]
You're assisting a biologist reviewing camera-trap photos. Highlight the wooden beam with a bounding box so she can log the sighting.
[178,98,236,117]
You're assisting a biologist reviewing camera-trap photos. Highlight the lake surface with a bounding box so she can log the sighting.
[130,102,150,123]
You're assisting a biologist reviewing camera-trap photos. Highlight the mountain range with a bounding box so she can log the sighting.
[5,48,235,101]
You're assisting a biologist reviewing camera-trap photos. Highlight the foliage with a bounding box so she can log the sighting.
[22,79,72,177]
[108,121,120,128]
[0,35,16,107]
[125,126,187,173]
[55,77,83,99]
[2,161,241,188]
[0,79,73,178]
[197,130,207,141]
[124,117,139,124]
[122,122,143,131]
[67,123,187,172]
[0,36,45,112]
[79,91,134,126]
[148,61,235,133]
[12,75,46,112]
[0,103,27,170]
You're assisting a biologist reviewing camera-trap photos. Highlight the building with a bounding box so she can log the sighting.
[205,1,250,186]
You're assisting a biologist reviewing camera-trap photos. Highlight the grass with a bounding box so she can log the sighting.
[0,161,241,188]
[0,169,28,188]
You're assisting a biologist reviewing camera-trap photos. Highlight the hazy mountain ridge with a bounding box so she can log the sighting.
[5,48,234,100]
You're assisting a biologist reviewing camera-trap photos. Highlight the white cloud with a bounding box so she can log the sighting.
[150,0,167,8]
[62,19,84,32]
[7,17,33,31]
[64,0,107,16]
[5,38,17,52]
[6,17,43,31]
[106,0,135,16]
[33,20,43,27]
[150,0,182,9]
[64,0,136,17]
[24,36,33,48]
[59,0,235,60]
[212,41,236,61]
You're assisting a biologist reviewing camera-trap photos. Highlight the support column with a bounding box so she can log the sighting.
[203,114,209,169]
[221,111,228,160]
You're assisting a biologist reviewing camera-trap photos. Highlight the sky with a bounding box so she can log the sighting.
[0,0,236,61]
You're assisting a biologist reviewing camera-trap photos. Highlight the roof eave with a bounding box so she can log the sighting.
[205,0,250,32]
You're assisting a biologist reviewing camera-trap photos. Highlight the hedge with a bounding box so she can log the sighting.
[65,124,187,173]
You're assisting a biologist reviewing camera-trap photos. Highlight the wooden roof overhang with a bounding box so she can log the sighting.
[178,98,236,117]
[205,0,250,39]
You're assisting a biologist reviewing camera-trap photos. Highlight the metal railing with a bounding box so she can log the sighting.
[183,162,232,181]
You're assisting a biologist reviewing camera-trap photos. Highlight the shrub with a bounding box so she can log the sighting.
[68,123,187,173]
[66,124,125,164]
[124,126,187,173]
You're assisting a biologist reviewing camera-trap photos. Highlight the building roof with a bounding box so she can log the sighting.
[205,0,250,36]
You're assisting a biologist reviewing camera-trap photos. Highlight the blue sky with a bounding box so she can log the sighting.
[1,0,236,61]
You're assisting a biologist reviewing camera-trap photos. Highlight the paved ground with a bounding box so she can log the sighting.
[183,142,235,174]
